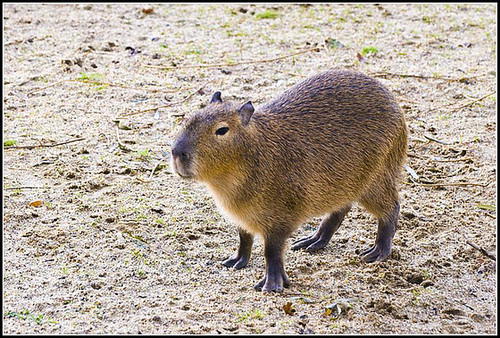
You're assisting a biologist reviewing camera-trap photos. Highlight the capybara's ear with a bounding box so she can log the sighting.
[238,101,254,126]
[210,91,223,103]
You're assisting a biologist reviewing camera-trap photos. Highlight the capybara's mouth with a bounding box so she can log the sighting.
[172,161,196,180]
[170,155,194,180]
[177,172,194,180]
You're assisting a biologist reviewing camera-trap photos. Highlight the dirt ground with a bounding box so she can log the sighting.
[2,3,497,334]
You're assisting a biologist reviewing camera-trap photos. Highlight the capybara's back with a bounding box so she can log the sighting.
[253,70,408,222]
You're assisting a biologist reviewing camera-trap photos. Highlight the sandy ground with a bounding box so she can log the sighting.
[2,3,497,334]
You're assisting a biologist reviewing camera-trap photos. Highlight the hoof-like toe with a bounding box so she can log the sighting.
[222,255,249,269]
[359,245,390,263]
[253,273,289,293]
[291,236,327,251]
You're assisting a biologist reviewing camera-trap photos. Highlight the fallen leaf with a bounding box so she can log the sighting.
[325,303,342,317]
[324,298,358,317]
[142,7,154,15]
[117,121,133,130]
[282,301,296,315]
[404,164,419,180]
[356,52,367,63]
[30,200,43,207]
[290,296,314,304]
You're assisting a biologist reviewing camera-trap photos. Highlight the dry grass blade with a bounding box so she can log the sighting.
[4,186,49,190]
[28,80,66,94]
[433,157,474,163]
[115,127,132,152]
[428,91,496,113]
[71,79,181,93]
[404,164,419,181]
[148,158,164,181]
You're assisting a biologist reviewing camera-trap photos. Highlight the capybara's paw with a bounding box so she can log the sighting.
[253,272,290,293]
[253,277,270,292]
[253,277,284,293]
[291,234,328,251]
[360,244,390,263]
[222,254,249,269]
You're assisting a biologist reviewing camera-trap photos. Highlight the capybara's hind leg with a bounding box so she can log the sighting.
[292,205,351,251]
[359,177,400,263]
[360,201,399,262]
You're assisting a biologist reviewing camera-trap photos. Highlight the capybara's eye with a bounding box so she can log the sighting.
[215,127,229,136]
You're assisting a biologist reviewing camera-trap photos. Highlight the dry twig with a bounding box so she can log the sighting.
[406,180,491,188]
[118,80,213,118]
[447,91,496,113]
[466,239,496,261]
[143,47,320,71]
[115,127,132,152]
[29,79,179,95]
[4,137,85,150]
[370,71,489,82]
[427,91,496,113]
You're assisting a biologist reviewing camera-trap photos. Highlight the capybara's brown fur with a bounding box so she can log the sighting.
[171,70,408,292]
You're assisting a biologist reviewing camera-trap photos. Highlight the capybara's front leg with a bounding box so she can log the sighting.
[222,227,254,269]
[254,234,290,293]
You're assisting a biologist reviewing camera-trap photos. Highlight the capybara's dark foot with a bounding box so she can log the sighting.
[255,234,291,293]
[291,206,351,252]
[222,228,253,269]
[291,234,329,251]
[360,201,399,263]
[359,244,391,263]
[222,253,250,269]
[253,272,290,293]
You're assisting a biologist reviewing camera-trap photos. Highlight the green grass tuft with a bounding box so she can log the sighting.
[256,10,278,19]
[360,46,379,57]
[4,139,17,147]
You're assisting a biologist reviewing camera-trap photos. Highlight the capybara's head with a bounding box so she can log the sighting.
[170,92,255,181]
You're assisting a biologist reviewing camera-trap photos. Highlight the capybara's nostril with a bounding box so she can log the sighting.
[171,145,189,162]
